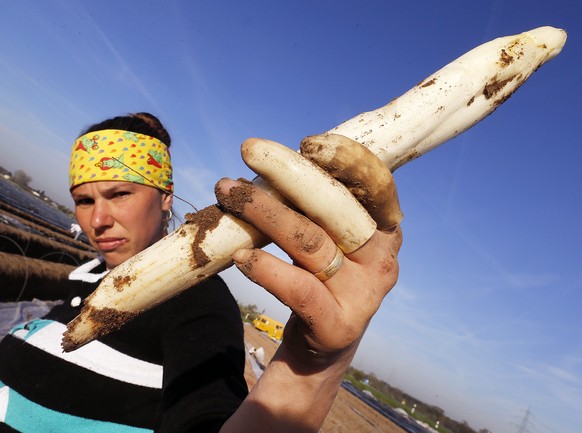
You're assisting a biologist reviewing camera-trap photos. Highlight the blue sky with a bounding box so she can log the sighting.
[1,1,581,432]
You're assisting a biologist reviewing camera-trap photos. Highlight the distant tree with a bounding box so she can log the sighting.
[347,366,367,382]
[238,302,262,323]
[424,404,445,422]
[457,420,477,433]
[57,203,75,218]
[13,169,32,188]
[343,365,480,432]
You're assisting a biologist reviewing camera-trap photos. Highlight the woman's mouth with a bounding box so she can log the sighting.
[95,238,126,252]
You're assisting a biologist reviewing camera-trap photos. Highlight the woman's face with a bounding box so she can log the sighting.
[72,181,173,269]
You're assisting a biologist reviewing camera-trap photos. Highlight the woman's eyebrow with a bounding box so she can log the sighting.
[71,191,91,200]
[102,183,138,195]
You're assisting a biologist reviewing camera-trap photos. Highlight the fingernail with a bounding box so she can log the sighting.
[214,177,233,195]
[215,180,255,218]
[233,249,256,280]
[232,248,253,264]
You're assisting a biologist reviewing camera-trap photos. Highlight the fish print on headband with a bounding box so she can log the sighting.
[69,129,173,193]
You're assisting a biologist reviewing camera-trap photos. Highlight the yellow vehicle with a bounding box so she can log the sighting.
[252,314,284,340]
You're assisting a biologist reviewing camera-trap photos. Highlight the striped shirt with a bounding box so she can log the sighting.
[0,259,248,432]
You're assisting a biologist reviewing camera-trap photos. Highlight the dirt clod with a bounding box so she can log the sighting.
[112,274,135,291]
[483,76,514,99]
[418,77,437,88]
[62,306,139,352]
[498,48,514,67]
[215,180,255,219]
[185,205,225,267]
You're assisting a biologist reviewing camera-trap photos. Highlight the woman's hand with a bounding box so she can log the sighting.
[217,135,402,433]
[216,177,402,368]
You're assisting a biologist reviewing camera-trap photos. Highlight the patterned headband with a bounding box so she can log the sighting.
[69,129,173,193]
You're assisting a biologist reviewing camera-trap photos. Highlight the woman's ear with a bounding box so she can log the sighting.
[161,192,173,211]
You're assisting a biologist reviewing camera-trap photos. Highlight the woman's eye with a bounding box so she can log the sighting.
[113,191,131,198]
[74,198,93,206]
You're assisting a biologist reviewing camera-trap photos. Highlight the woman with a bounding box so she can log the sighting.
[0,112,402,432]
[0,113,248,432]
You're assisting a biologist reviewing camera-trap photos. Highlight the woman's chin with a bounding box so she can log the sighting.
[101,252,130,270]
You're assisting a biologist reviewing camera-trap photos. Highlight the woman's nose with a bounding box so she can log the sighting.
[90,200,114,230]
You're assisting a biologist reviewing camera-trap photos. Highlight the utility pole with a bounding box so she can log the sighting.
[516,407,531,433]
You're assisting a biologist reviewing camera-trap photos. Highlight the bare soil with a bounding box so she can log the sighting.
[243,324,405,433]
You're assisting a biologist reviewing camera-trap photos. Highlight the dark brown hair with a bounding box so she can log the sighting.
[80,112,171,148]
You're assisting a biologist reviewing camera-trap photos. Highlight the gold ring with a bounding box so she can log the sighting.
[313,246,344,282]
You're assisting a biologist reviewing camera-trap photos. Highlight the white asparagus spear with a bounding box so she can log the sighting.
[241,138,377,254]
[62,26,567,351]
[330,26,567,171]
[300,133,403,232]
